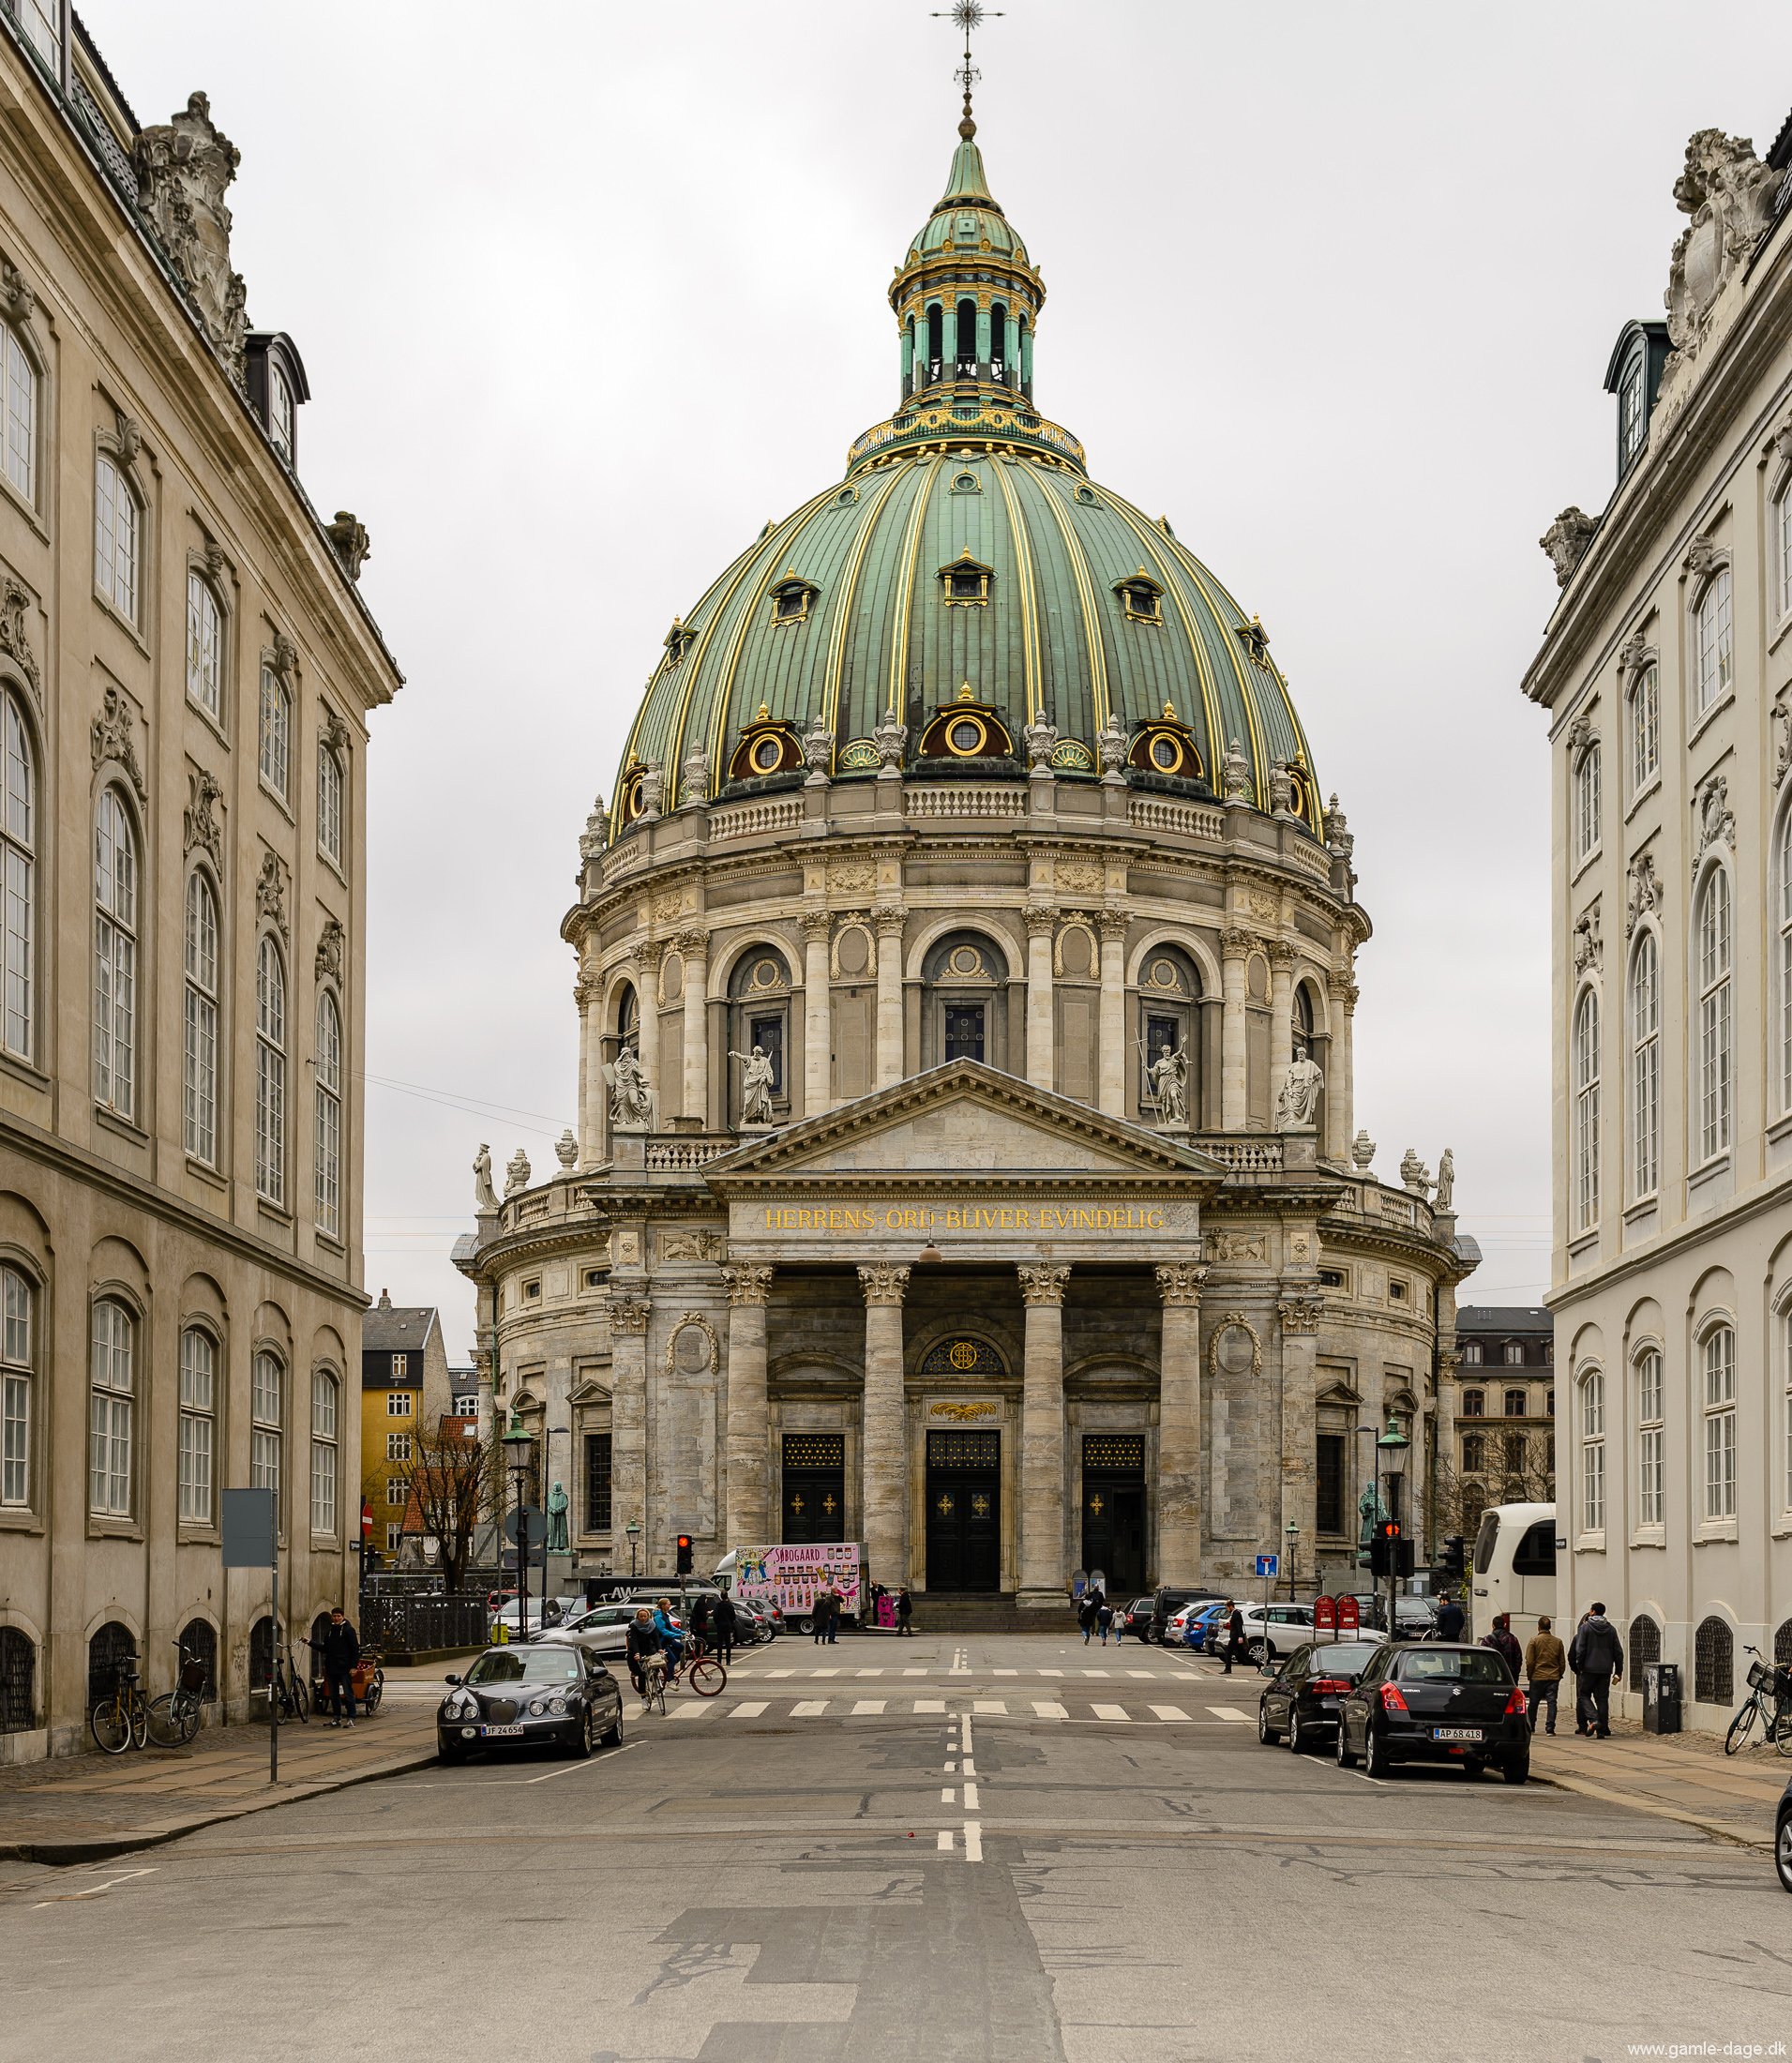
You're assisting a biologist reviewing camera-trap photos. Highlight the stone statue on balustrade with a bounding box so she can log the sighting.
[1274,1034,1324,1132]
[605,1045,656,1132]
[730,1044,777,1126]
[473,1142,499,1212]
[1146,1038,1189,1127]
[1435,1147,1455,1212]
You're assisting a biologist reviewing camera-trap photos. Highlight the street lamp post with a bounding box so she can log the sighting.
[625,1519,641,1578]
[1377,1411,1410,1640]
[1284,1520,1299,1604]
[501,1409,535,1643]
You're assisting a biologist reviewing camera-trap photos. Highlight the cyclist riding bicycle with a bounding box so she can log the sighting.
[652,1598,685,1678]
[625,1607,666,1703]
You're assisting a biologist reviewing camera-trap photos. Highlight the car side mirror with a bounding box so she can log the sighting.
[444,1674,460,1686]
[1258,1664,1278,1679]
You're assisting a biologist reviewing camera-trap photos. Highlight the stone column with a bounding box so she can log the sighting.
[1268,941,1294,1075]
[722,1264,774,1546]
[1277,1282,1324,1573]
[1154,1262,1207,1583]
[1097,910,1127,1117]
[575,973,601,1166]
[1016,1261,1071,1604]
[607,1290,652,1564]
[802,910,832,1115]
[875,908,906,1086]
[635,947,661,1111]
[1328,971,1357,1164]
[1220,930,1251,1130]
[680,929,710,1125]
[858,1265,911,1588]
[1024,905,1056,1090]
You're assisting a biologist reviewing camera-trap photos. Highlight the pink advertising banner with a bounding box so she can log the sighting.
[732,1543,862,1617]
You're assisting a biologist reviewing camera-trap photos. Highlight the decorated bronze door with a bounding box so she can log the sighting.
[781,1435,846,1543]
[1081,1434,1147,1595]
[926,1430,1001,1591]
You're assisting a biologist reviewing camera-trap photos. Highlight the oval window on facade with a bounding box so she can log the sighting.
[947,716,986,756]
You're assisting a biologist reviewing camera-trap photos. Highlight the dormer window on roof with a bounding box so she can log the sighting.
[1603,320,1669,484]
[941,550,994,607]
[245,333,310,471]
[664,618,696,666]
[1128,704,1202,780]
[1114,571,1163,625]
[771,574,817,626]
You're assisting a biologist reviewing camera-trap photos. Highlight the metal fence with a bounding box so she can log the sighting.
[362,1592,488,1655]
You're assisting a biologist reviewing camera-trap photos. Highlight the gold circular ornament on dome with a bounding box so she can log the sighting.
[750,734,783,775]
[1149,732,1182,773]
[948,1341,978,1370]
[947,715,986,756]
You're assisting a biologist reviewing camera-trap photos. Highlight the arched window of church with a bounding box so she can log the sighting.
[924,932,1008,1072]
[727,947,791,1123]
[1136,946,1201,1126]
[955,298,977,378]
[990,301,1007,383]
[926,302,944,381]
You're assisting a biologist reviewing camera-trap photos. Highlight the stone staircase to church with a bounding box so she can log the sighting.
[899,1593,1056,1635]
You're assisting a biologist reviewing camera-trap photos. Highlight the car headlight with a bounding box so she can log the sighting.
[548,1696,567,1715]
[528,1697,549,1717]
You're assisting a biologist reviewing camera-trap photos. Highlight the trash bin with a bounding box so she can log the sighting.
[1643,1660,1681,1735]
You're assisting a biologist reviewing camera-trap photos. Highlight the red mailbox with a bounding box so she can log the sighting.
[1336,1594,1360,1634]
[1314,1595,1336,1634]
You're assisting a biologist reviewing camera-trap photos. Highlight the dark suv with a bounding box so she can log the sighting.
[1149,1586,1224,1644]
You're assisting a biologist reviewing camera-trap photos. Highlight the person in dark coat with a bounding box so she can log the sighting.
[812,1590,832,1645]
[688,1591,714,1648]
[709,1590,737,1664]
[1569,1602,1623,1737]
[896,1587,913,1635]
[1482,1612,1523,1678]
[1078,1589,1102,1645]
[1435,1595,1466,1641]
[825,1587,843,1643]
[320,1605,360,1727]
[1222,1601,1244,1675]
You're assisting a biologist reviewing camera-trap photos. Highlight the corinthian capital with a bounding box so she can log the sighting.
[1220,928,1254,962]
[801,908,833,941]
[721,1263,774,1308]
[1277,1288,1325,1336]
[1023,903,1057,941]
[607,1293,651,1336]
[1154,1261,1208,1306]
[1016,1261,1070,1306]
[857,1263,911,1307]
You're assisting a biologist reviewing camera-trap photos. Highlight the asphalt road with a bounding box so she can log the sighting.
[2,1630,1787,2062]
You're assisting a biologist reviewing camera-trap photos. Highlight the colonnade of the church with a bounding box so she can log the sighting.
[575,927,1358,1165]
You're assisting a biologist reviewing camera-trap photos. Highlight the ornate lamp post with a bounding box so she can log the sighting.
[501,1409,535,1643]
[625,1519,641,1578]
[1284,1519,1299,1604]
[1377,1410,1409,1639]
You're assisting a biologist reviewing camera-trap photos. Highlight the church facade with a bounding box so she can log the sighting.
[457,91,1475,1608]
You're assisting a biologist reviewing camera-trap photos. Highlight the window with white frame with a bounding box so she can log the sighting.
[1628,664,1659,792]
[1618,359,1645,472]
[254,938,286,1204]
[183,872,218,1166]
[177,1326,215,1526]
[314,989,341,1238]
[1784,1305,1792,1514]
[309,1371,338,1535]
[1462,1342,1483,1365]
[89,1297,133,1517]
[385,1430,411,1462]
[386,1390,411,1417]
[186,573,221,719]
[1579,1367,1604,1532]
[1780,805,1792,1117]
[385,1521,402,1553]
[269,367,294,463]
[1694,566,1733,716]
[94,454,138,620]
[93,788,137,1120]
[1776,482,1792,624]
[1696,867,1733,1163]
[1636,1347,1664,1528]
[258,666,291,799]
[385,1476,406,1507]
[1703,1323,1737,1522]
[1574,742,1602,862]
[10,0,61,69]
[2,689,32,1062]
[3,326,35,503]
[1503,1343,1527,1367]
[251,1349,282,1533]
[1,1264,30,1508]
[1630,930,1660,1198]
[1574,987,1600,1230]
[391,1353,409,1378]
[317,739,343,869]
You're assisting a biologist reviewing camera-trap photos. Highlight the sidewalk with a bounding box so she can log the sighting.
[0,1665,445,1866]
[1530,1717,1787,1852]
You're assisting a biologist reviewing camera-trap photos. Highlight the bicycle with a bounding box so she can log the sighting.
[89,1655,148,1755]
[1724,1646,1792,1755]
[270,1637,309,1725]
[639,1652,668,1717]
[680,1637,727,1699]
[144,1640,206,1748]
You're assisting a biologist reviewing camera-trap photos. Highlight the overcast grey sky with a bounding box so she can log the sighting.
[90,1,1792,1348]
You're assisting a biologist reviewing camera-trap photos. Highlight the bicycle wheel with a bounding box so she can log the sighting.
[1725,1697,1760,1754]
[176,1687,203,1744]
[90,1695,131,1755]
[128,1694,148,1751]
[687,1657,727,1697]
[144,1693,185,1749]
[289,1675,309,1724]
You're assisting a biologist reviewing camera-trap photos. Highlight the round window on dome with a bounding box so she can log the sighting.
[1149,733,1182,774]
[947,716,986,757]
[750,734,783,775]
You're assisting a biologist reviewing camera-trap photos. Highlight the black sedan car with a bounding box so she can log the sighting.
[438,1644,624,1762]
[1777,1774,1792,1893]
[1334,1642,1529,1783]
[1257,1640,1385,1752]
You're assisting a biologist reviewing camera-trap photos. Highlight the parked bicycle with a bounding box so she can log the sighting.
[269,1634,309,1724]
[1724,1645,1792,1755]
[144,1640,207,1747]
[89,1652,148,1755]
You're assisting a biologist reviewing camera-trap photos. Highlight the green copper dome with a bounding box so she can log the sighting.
[611,115,1323,836]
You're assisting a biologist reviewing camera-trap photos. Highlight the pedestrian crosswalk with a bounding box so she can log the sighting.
[647,1694,1243,1727]
[734,1666,1197,1682]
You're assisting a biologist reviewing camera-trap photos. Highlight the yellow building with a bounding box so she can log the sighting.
[359,1295,447,1564]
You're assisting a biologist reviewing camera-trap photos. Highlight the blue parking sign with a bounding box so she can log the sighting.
[1255,1554,1279,1578]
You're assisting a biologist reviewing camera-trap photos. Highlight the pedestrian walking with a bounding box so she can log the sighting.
[689,1590,714,1649]
[896,1587,914,1636]
[320,1604,360,1728]
[1096,1596,1114,1645]
[1569,1601,1623,1738]
[1079,1588,1101,1645]
[811,1590,831,1645]
[825,1587,842,1643]
[1221,1600,1243,1675]
[1482,1612,1523,1678]
[1523,1614,1566,1735]
[1435,1594,1466,1641]
[710,1589,737,1664]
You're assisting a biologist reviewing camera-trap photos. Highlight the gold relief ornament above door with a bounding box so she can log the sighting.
[929,1399,999,1421]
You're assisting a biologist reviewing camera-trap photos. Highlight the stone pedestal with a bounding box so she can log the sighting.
[1016,1262,1070,1605]
[1154,1262,1206,1583]
[722,1265,773,1545]
[858,1264,911,1588]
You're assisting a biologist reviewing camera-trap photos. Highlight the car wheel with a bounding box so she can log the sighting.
[1776,1812,1792,1893]
[1334,1716,1358,1769]
[1257,1704,1278,1745]
[1287,1716,1306,1754]
[438,1739,466,1766]
[601,1703,625,1749]
[1364,1724,1393,1780]
[1502,1754,1529,1785]
[1246,1640,1267,1665]
[575,1708,595,1758]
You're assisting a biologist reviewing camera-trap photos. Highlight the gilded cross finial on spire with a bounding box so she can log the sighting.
[932,0,1001,137]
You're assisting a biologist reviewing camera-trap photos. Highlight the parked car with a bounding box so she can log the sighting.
[1231,1603,1319,1664]
[1149,1586,1224,1643]
[1257,1640,1385,1751]
[438,1645,624,1762]
[1776,1773,1792,1893]
[1333,1641,1529,1783]
[1163,1600,1221,1649]
[538,1602,637,1661]
[1186,1601,1231,1653]
[731,1600,777,1645]
[1116,1597,1155,1641]
[488,1599,548,1641]
[1347,1594,1438,1642]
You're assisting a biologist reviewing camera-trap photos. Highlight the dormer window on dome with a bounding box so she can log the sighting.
[941,550,994,608]
[919,684,1014,760]
[729,708,805,782]
[1237,615,1272,668]
[664,618,696,666]
[770,574,818,627]
[1129,705,1202,780]
[1114,571,1163,625]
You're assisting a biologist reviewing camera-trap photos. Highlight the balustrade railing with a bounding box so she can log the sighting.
[905,785,1027,819]
[643,1136,737,1171]
[712,797,805,840]
[1127,796,1225,840]
[1193,1136,1284,1172]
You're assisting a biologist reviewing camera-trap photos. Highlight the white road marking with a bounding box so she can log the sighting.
[32,1866,156,1908]
[1208,1706,1252,1723]
[1126,1671,1154,1679]
[961,1756,976,1776]
[812,1668,840,1678]
[765,1669,794,1679]
[851,1699,886,1715]
[915,1698,946,1712]
[937,1830,955,1852]
[941,1785,956,1803]
[1092,1703,1129,1722]
[992,1668,1017,1676]
[522,1741,640,1782]
[728,1702,769,1720]
[855,1669,884,1678]
[903,1667,927,1677]
[1032,1700,1069,1719]
[791,1700,829,1716]
[670,1701,713,1721]
[973,1699,1006,1715]
[1150,1704,1191,1723]
[963,1820,983,1862]
[963,1782,979,1811]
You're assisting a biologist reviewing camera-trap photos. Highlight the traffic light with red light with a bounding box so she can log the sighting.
[676,1533,694,1575]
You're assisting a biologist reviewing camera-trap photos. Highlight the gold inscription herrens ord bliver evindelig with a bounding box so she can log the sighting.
[760,1201,1167,1234]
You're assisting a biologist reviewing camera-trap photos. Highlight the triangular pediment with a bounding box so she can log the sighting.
[705,1062,1227,1185]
